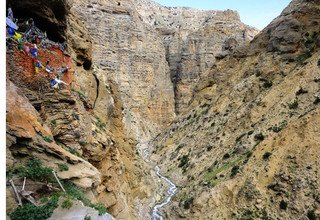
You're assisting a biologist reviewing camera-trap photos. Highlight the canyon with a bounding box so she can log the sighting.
[5,0,320,219]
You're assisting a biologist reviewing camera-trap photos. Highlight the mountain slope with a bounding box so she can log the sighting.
[150,0,320,219]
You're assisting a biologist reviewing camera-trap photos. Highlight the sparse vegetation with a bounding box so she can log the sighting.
[288,99,299,109]
[90,203,107,215]
[178,155,189,170]
[14,159,54,182]
[79,140,87,146]
[230,165,240,177]
[58,163,69,172]
[62,197,73,209]
[279,200,287,210]
[222,153,230,160]
[296,51,312,65]
[206,145,213,151]
[10,193,60,220]
[95,117,106,130]
[254,133,265,142]
[314,96,320,105]
[183,197,194,209]
[63,181,108,214]
[42,135,53,143]
[262,152,272,160]
[259,78,273,88]
[307,209,317,220]
[238,179,261,202]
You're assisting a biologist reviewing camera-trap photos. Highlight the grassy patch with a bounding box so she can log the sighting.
[204,156,244,186]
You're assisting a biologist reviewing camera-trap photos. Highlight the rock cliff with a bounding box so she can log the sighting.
[150,0,320,219]
[6,0,259,219]
[135,1,258,114]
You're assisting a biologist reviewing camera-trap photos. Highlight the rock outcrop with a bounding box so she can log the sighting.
[150,0,320,219]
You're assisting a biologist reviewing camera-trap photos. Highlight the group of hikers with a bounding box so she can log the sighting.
[6,8,69,89]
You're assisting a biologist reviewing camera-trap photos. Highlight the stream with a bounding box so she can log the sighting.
[140,146,178,220]
[151,166,177,220]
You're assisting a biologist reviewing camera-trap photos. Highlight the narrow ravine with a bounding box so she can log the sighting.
[139,144,178,220]
[151,166,177,220]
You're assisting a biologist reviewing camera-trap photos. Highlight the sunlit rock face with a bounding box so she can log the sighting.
[135,0,259,114]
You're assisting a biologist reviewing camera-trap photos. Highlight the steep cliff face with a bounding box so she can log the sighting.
[6,0,262,219]
[135,1,258,114]
[69,0,176,142]
[6,0,156,218]
[151,0,320,219]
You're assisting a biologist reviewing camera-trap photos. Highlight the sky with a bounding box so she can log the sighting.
[153,0,291,30]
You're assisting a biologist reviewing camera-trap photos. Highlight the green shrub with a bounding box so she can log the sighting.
[254,133,265,142]
[178,155,189,168]
[307,209,317,220]
[206,145,213,151]
[183,197,194,209]
[84,216,92,220]
[63,181,91,206]
[296,51,312,65]
[10,193,60,220]
[15,159,54,182]
[259,78,273,88]
[230,165,240,177]
[262,152,272,160]
[58,163,69,172]
[90,203,107,216]
[222,153,230,160]
[43,135,53,143]
[279,200,287,210]
[67,148,82,157]
[288,99,299,109]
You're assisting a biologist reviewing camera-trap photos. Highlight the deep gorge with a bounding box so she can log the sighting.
[6,0,320,219]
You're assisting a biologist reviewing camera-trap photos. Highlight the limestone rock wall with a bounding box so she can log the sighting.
[135,1,258,113]
[70,0,176,142]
